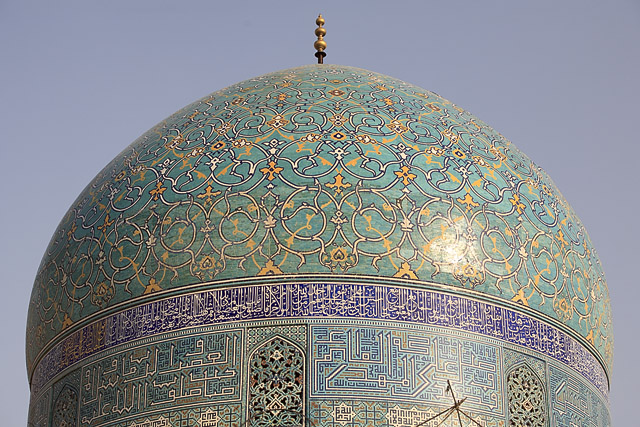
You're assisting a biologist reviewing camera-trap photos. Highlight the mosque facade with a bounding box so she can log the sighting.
[26,63,611,426]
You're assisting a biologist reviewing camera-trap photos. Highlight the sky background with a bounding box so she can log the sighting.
[1,1,638,425]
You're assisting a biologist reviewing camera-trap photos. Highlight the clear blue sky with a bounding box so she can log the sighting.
[1,1,638,425]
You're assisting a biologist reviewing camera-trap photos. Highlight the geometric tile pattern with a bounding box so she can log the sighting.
[311,326,501,414]
[247,324,306,353]
[309,400,505,427]
[27,65,612,378]
[504,348,546,383]
[103,405,243,427]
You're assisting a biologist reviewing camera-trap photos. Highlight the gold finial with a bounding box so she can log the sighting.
[314,14,326,64]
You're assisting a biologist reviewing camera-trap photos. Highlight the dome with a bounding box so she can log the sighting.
[27,65,612,424]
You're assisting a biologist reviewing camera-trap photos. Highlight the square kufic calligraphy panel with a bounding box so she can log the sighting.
[79,329,243,426]
[310,324,502,415]
[548,363,610,427]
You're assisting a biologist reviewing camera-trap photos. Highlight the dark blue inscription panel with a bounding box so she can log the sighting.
[32,282,607,399]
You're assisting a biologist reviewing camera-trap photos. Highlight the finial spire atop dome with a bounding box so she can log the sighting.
[314,14,326,64]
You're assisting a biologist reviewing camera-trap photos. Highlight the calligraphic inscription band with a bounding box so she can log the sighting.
[31,282,607,398]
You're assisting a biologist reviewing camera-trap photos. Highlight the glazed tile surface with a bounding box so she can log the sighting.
[26,65,611,426]
[27,65,610,373]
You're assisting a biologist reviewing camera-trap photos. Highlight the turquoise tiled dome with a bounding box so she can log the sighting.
[27,65,612,382]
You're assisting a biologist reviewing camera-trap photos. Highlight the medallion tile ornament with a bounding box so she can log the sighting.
[27,60,612,426]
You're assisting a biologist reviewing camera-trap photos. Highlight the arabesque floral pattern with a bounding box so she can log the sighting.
[27,65,611,378]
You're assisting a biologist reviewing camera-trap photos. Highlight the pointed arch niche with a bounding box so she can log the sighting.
[507,363,547,426]
[52,384,78,427]
[247,335,305,427]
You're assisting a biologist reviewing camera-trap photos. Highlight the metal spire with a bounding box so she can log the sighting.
[314,14,326,64]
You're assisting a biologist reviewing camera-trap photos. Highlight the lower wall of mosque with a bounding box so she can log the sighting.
[27,282,610,426]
